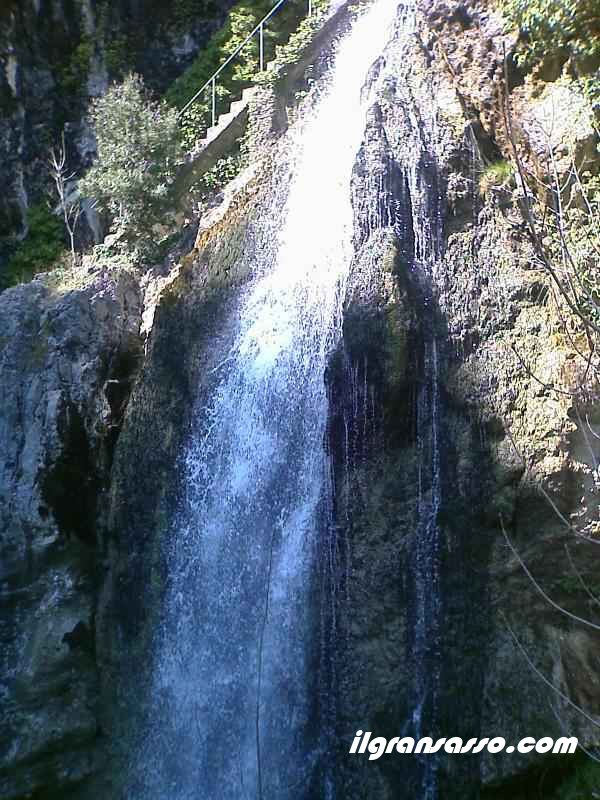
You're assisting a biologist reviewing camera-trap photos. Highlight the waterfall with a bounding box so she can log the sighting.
[412,333,442,800]
[132,3,398,798]
[407,126,446,800]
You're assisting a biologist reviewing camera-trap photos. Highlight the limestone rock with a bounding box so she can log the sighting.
[0,263,142,799]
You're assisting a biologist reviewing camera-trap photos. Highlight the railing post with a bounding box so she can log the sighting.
[179,0,300,124]
[259,21,264,72]
[308,0,312,16]
[211,77,216,127]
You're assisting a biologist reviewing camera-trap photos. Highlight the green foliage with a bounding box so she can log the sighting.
[2,204,65,289]
[172,0,217,33]
[258,0,329,86]
[199,153,244,193]
[478,160,514,196]
[80,74,183,256]
[104,34,130,79]
[56,36,93,101]
[500,0,600,70]
[581,75,600,114]
[551,758,600,800]
[166,0,324,150]
[94,1,133,80]
[556,574,600,596]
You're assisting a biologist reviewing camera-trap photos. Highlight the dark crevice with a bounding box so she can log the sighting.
[40,402,99,545]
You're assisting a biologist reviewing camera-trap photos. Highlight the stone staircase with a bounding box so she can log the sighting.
[174,0,349,204]
[196,86,259,153]
[174,85,260,205]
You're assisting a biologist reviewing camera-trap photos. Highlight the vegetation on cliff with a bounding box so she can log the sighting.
[501,0,600,104]
[486,0,600,408]
[167,0,328,148]
[501,0,600,68]
[0,0,236,284]
[80,74,183,257]
[1,204,65,290]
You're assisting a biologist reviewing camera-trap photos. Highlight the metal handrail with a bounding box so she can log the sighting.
[178,0,313,123]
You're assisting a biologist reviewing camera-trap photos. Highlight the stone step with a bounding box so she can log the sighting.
[197,85,259,151]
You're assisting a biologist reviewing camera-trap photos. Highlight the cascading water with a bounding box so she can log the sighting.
[407,139,445,800]
[412,331,442,800]
[132,3,399,798]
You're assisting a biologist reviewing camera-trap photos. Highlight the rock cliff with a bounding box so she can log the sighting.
[328,2,600,797]
[0,0,234,267]
[0,263,142,798]
[0,1,599,798]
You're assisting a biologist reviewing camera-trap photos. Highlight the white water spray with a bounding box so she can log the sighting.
[132,3,399,798]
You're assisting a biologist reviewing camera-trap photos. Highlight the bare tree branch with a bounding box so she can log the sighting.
[501,611,600,730]
[550,703,600,765]
[49,131,82,266]
[586,414,600,442]
[501,44,600,338]
[501,519,600,630]
[565,543,600,608]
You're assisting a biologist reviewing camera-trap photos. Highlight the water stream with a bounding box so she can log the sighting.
[133,3,399,798]
[407,130,445,800]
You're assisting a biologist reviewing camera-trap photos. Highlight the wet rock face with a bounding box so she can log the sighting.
[0,266,142,799]
[329,24,496,796]
[329,3,600,799]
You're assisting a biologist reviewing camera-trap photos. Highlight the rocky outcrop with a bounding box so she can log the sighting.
[0,263,142,799]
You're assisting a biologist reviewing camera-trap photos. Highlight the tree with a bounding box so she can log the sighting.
[49,132,82,266]
[502,0,600,69]
[80,74,183,255]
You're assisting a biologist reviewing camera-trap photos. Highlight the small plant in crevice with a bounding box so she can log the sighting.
[478,159,514,197]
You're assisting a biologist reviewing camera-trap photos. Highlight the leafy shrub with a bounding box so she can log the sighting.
[57,36,94,100]
[552,758,600,800]
[172,0,218,34]
[2,204,65,289]
[80,74,183,255]
[199,153,245,193]
[501,0,600,70]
